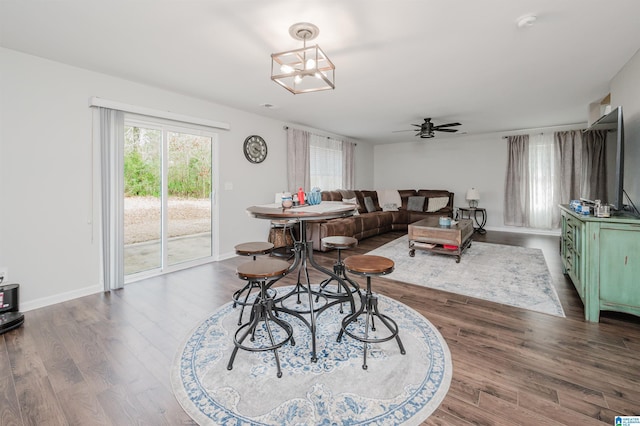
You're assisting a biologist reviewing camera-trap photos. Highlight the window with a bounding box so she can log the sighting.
[286,127,354,192]
[527,133,557,229]
[310,134,342,190]
[123,115,217,280]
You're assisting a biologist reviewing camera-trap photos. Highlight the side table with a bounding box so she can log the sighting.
[456,207,487,234]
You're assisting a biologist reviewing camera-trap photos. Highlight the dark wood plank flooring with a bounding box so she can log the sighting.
[2,231,639,425]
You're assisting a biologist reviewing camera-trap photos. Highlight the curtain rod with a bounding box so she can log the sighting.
[500,122,586,139]
[283,125,357,145]
[89,96,230,130]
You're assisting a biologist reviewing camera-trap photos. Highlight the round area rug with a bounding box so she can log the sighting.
[171,285,452,425]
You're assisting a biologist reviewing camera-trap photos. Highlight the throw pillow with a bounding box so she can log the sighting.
[407,196,426,212]
[342,197,360,216]
[338,189,357,199]
[376,189,402,208]
[363,196,377,213]
[382,203,399,212]
[426,196,450,212]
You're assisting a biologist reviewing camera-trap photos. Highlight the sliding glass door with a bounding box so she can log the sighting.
[123,118,216,279]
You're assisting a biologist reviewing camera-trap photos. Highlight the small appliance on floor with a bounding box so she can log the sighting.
[0,283,25,334]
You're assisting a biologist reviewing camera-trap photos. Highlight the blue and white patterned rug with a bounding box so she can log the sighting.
[367,236,565,317]
[171,286,452,425]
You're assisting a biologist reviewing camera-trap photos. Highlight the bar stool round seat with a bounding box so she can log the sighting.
[235,241,274,258]
[232,241,276,325]
[337,255,406,370]
[317,236,359,312]
[322,236,358,251]
[227,258,294,378]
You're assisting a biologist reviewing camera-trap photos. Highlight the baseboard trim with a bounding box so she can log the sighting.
[216,251,236,261]
[21,283,103,312]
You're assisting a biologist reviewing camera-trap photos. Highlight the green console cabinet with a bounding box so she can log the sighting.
[560,205,640,322]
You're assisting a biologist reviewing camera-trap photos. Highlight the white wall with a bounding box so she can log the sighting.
[373,134,509,230]
[0,47,369,310]
[610,48,640,209]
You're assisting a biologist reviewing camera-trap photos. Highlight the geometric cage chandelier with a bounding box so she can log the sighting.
[271,22,336,94]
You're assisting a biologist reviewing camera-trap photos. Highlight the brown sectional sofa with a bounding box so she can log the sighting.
[307,189,454,251]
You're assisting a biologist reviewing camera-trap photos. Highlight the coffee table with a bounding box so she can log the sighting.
[408,217,474,263]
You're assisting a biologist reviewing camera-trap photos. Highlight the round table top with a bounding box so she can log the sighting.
[247,201,357,221]
[344,255,395,275]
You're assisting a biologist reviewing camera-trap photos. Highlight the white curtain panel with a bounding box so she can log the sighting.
[528,133,557,229]
[98,107,125,291]
[310,134,343,191]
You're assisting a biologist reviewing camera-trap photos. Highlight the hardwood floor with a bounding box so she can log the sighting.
[2,231,639,425]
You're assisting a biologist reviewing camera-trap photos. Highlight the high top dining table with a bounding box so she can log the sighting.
[246,201,358,362]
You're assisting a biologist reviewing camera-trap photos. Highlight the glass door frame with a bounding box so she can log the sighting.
[123,114,219,283]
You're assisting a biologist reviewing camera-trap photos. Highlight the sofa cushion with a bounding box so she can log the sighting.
[407,196,426,211]
[355,213,379,233]
[375,211,393,228]
[322,190,343,202]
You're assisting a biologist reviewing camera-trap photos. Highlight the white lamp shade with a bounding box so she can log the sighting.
[466,188,480,201]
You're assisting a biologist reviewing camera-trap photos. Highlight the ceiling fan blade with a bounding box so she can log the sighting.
[435,128,459,133]
[433,122,461,129]
[392,129,415,133]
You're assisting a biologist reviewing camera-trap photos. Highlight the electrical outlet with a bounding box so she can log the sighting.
[0,267,8,284]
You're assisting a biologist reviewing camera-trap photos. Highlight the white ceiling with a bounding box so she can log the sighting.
[2,0,640,144]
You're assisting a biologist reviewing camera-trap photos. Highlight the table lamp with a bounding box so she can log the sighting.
[466,188,480,208]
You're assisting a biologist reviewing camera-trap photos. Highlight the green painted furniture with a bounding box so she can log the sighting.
[560,205,640,322]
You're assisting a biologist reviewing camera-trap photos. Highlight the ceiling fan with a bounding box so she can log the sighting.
[394,118,462,138]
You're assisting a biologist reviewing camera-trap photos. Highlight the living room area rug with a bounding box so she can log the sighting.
[171,285,452,425]
[366,235,565,317]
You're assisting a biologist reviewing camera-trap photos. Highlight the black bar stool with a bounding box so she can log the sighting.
[227,258,294,378]
[232,242,275,325]
[337,255,406,370]
[317,236,360,313]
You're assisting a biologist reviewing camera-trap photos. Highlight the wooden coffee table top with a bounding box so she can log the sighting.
[409,217,473,246]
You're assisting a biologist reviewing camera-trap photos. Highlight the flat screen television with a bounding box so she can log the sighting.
[585,106,624,212]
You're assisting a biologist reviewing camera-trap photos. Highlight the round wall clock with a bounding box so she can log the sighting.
[243,135,268,163]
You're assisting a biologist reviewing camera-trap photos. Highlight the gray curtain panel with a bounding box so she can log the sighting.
[554,130,583,204]
[503,135,529,226]
[554,129,607,204]
[581,130,607,201]
[342,140,355,190]
[286,127,310,192]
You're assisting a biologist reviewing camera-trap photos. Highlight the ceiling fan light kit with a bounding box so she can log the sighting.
[271,22,335,94]
[405,118,461,139]
[516,14,537,28]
